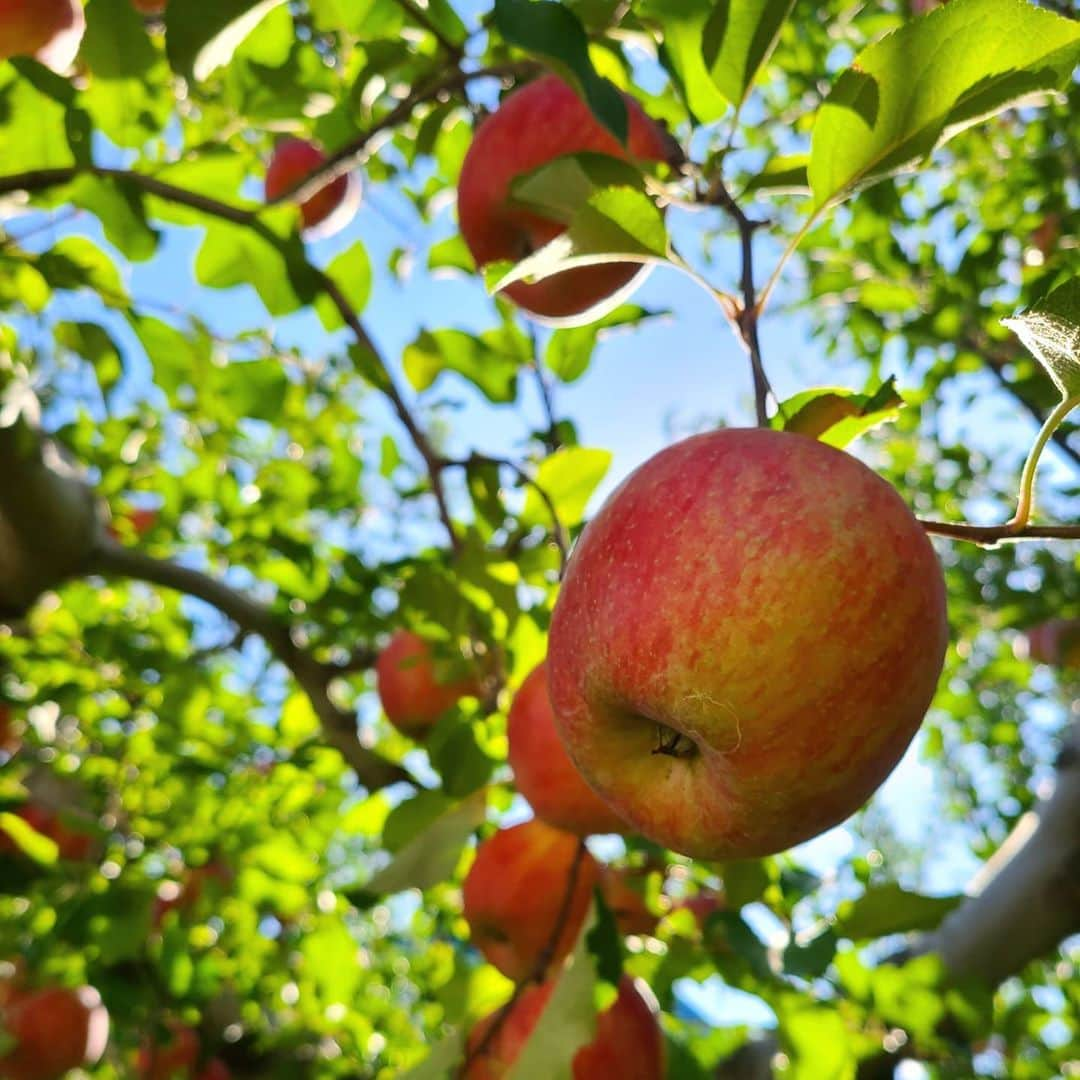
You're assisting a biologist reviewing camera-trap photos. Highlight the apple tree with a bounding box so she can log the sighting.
[0,0,1078,1077]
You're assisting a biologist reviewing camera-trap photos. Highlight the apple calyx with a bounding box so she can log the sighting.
[652,724,697,759]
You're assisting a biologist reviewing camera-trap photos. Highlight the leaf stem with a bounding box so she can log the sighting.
[1008,394,1080,530]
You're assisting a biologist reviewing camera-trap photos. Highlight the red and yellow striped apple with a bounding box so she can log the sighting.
[507,662,627,836]
[548,429,948,860]
[457,74,674,325]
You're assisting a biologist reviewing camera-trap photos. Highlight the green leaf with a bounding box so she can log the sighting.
[510,152,648,224]
[702,0,797,111]
[54,321,124,396]
[545,305,665,383]
[488,187,669,300]
[66,175,159,261]
[403,329,524,404]
[0,64,77,172]
[522,447,612,529]
[638,0,729,122]
[362,790,486,897]
[398,1032,467,1080]
[0,811,59,865]
[194,220,320,316]
[1002,276,1080,398]
[774,380,905,447]
[37,237,128,306]
[493,0,629,143]
[742,153,810,196]
[809,0,1080,209]
[280,691,320,744]
[315,242,373,329]
[835,883,962,940]
[208,358,288,421]
[586,887,624,987]
[382,790,456,854]
[165,0,291,82]
[782,925,837,980]
[509,906,598,1080]
[775,999,856,1080]
[81,0,171,146]
[721,858,771,907]
[129,313,212,397]
[428,234,476,276]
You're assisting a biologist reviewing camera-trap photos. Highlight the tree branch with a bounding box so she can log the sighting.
[389,0,463,57]
[919,519,1080,545]
[87,543,414,792]
[704,176,773,426]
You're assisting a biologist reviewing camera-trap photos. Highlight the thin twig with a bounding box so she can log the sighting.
[704,176,773,426]
[919,520,1080,545]
[460,840,590,1074]
[270,62,540,212]
[389,0,463,56]
[88,542,415,792]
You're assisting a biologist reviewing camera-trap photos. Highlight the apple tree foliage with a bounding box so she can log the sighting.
[0,0,1078,1077]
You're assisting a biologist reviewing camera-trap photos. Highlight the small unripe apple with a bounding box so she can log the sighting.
[465,975,663,1079]
[264,137,357,236]
[0,984,109,1080]
[375,630,477,737]
[0,0,84,72]
[462,819,598,982]
[549,429,948,860]
[457,74,675,325]
[507,663,628,836]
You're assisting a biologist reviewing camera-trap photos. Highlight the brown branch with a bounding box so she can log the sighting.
[87,543,415,792]
[269,62,540,213]
[389,0,463,57]
[460,839,590,1075]
[0,162,462,552]
[919,519,1080,545]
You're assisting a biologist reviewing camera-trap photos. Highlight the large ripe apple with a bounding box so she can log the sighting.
[457,74,675,325]
[465,975,663,1079]
[548,428,948,860]
[0,984,109,1080]
[0,0,84,73]
[264,137,358,237]
[461,819,598,982]
[507,662,628,836]
[375,629,477,737]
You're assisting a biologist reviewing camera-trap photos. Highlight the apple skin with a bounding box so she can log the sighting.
[457,74,674,325]
[465,975,663,1080]
[131,0,166,13]
[548,428,948,861]
[507,662,628,837]
[375,630,477,738]
[0,0,84,72]
[0,985,109,1080]
[264,137,356,235]
[597,865,657,936]
[196,1061,231,1080]
[462,819,598,982]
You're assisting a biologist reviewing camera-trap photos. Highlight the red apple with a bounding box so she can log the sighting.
[196,1061,231,1080]
[264,137,357,236]
[0,0,84,72]
[548,429,948,860]
[0,985,109,1080]
[1030,213,1061,259]
[375,630,477,738]
[675,890,725,928]
[597,866,657,937]
[507,663,628,836]
[137,1023,200,1080]
[457,74,675,325]
[462,819,598,982]
[132,0,166,13]
[106,506,158,543]
[465,975,663,1079]
[152,860,232,928]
